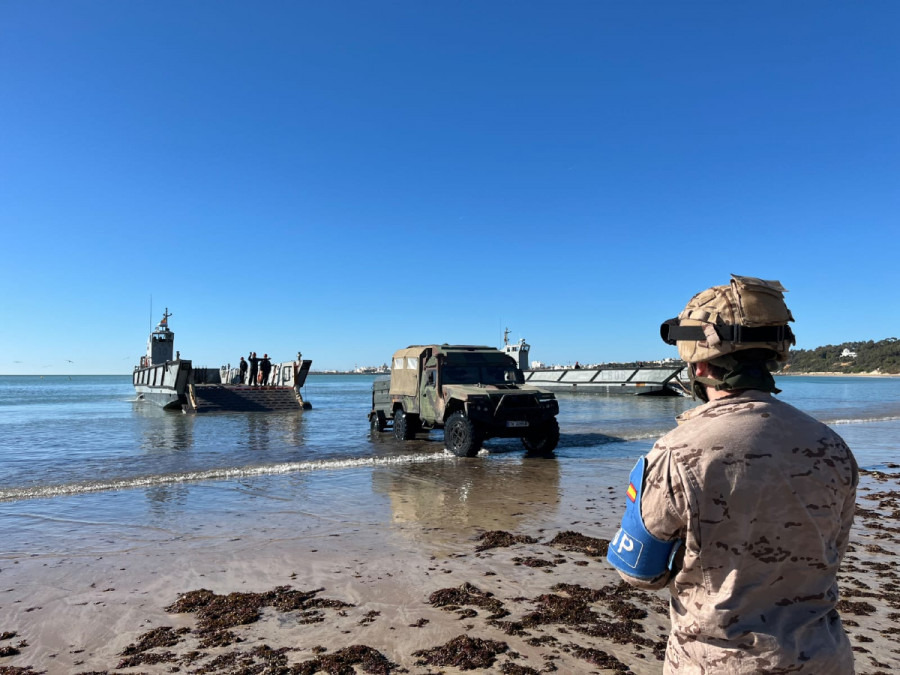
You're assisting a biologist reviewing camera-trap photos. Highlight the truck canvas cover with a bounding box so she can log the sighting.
[389,346,426,396]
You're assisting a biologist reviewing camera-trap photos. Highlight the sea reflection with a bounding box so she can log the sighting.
[245,410,308,453]
[247,413,273,452]
[144,482,191,515]
[371,456,561,553]
[134,401,195,454]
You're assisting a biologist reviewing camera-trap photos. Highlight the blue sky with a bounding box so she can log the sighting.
[2,2,898,374]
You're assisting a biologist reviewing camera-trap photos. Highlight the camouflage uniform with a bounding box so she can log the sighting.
[622,389,858,674]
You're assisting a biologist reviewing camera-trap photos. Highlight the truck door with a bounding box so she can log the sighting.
[420,358,438,424]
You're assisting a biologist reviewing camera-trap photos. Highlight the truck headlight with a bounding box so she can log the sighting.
[468,397,490,412]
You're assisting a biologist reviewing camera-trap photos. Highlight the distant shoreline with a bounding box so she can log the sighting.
[777,371,900,378]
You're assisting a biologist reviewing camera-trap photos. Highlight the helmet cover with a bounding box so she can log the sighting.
[663,275,795,364]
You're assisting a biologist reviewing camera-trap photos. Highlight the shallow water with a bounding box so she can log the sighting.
[1,374,897,557]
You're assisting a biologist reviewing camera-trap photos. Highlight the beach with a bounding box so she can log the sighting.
[2,462,898,674]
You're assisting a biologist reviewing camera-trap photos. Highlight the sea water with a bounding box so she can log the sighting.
[1,374,897,557]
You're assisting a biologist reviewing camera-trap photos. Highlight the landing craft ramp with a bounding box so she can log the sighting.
[524,365,686,396]
[185,384,306,413]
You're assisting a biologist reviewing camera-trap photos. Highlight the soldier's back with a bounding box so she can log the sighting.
[658,390,858,674]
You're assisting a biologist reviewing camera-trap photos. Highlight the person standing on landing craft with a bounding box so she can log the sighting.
[260,354,272,386]
[248,352,260,387]
[607,275,858,674]
[239,356,248,385]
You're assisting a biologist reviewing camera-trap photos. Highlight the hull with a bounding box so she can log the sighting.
[133,359,192,409]
[134,385,184,410]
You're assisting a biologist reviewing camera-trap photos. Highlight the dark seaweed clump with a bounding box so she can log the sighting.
[499,663,542,675]
[568,644,632,673]
[294,645,398,675]
[547,531,610,557]
[491,582,665,660]
[428,582,508,619]
[116,625,190,668]
[475,530,538,552]
[413,634,509,670]
[836,599,877,616]
[120,625,188,655]
[0,633,25,659]
[165,585,352,646]
[116,650,178,669]
[189,644,294,674]
[512,556,558,569]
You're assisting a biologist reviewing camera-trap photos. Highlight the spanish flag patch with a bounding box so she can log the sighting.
[626,483,637,502]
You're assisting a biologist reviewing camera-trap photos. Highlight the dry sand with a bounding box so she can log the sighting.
[1,465,899,674]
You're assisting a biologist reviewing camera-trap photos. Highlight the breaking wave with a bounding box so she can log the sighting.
[0,452,456,503]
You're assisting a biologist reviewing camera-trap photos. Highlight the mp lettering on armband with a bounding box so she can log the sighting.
[610,527,643,568]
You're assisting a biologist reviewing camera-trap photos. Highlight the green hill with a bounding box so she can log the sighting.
[784,338,900,374]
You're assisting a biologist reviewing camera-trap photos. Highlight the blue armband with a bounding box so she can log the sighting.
[606,457,682,580]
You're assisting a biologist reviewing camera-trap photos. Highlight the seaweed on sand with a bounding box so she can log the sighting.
[474,531,538,552]
[490,582,666,660]
[428,582,508,619]
[115,623,190,668]
[546,531,610,557]
[119,625,188,656]
[413,634,509,670]
[568,644,632,673]
[293,645,398,675]
[165,585,352,642]
[189,644,295,674]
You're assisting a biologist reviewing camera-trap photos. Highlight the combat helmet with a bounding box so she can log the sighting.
[660,275,796,399]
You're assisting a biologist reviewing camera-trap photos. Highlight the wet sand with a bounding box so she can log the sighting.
[1,460,899,674]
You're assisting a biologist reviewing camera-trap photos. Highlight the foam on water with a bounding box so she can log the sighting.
[0,451,458,502]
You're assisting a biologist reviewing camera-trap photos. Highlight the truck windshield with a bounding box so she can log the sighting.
[442,365,523,385]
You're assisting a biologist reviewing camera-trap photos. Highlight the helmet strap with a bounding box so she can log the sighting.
[687,363,714,402]
[707,355,781,395]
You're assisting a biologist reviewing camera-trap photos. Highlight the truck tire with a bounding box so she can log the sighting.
[521,417,560,454]
[370,411,386,433]
[444,411,483,457]
[393,409,415,441]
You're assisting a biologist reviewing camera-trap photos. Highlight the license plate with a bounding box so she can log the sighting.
[506,420,529,428]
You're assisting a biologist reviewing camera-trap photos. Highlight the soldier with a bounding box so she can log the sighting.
[607,275,858,674]
[260,354,272,385]
[248,352,260,386]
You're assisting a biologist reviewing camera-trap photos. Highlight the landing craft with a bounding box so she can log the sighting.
[501,329,686,397]
[132,309,313,412]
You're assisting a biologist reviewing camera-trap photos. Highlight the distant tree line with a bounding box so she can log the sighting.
[783,337,900,374]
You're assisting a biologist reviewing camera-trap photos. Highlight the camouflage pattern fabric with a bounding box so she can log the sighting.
[676,275,795,364]
[615,390,858,674]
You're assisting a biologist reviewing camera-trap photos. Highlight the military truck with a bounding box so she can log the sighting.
[369,344,561,457]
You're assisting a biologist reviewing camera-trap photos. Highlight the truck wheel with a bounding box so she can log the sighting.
[444,411,483,457]
[370,411,386,433]
[393,409,415,441]
[521,417,560,455]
